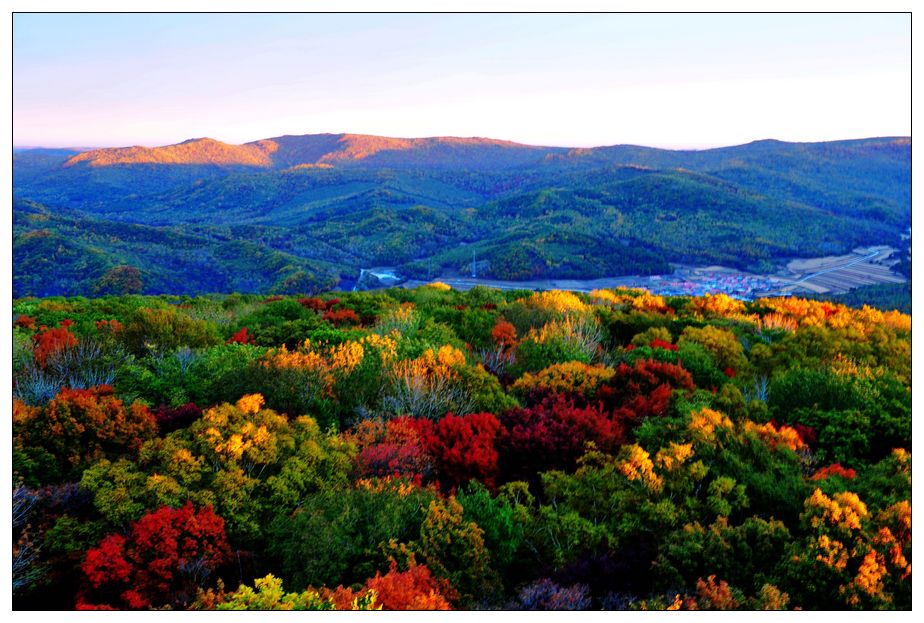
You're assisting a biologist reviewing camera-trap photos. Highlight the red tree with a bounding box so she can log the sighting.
[491,319,518,349]
[323,308,360,326]
[412,413,505,491]
[649,338,678,352]
[80,502,231,610]
[14,314,37,330]
[152,402,203,435]
[811,463,857,481]
[499,394,624,483]
[353,417,431,479]
[226,327,256,345]
[597,358,694,430]
[32,320,78,367]
[298,297,327,311]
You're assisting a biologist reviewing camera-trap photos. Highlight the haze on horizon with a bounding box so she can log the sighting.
[13,13,910,149]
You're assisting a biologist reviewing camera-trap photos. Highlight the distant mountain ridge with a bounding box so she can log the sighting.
[61,133,555,170]
[56,132,912,171]
[13,133,911,298]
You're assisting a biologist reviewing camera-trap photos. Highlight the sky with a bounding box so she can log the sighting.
[12,13,911,149]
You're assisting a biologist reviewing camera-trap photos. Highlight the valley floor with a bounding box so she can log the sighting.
[400,246,907,301]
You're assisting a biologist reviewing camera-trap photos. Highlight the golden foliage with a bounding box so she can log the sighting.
[630,291,671,313]
[687,408,733,444]
[890,448,911,471]
[873,526,911,581]
[743,421,806,453]
[330,341,365,374]
[262,341,326,371]
[813,535,850,571]
[521,290,589,314]
[753,584,790,610]
[666,594,684,611]
[617,444,663,492]
[688,293,746,318]
[588,287,670,313]
[880,500,912,539]
[806,489,868,532]
[850,551,888,602]
[679,325,747,372]
[393,345,467,381]
[360,333,398,365]
[511,361,615,397]
[828,353,877,380]
[754,297,911,336]
[199,573,380,610]
[236,394,265,415]
[655,442,694,472]
[588,289,621,305]
[200,400,284,466]
[261,334,397,395]
[355,476,420,498]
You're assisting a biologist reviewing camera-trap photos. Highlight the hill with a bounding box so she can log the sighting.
[59,133,555,170]
[13,134,911,297]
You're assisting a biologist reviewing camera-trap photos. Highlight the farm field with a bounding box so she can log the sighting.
[775,246,907,296]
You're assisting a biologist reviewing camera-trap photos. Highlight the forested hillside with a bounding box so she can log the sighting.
[13,285,911,610]
[13,135,910,296]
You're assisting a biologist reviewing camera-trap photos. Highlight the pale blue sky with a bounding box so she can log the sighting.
[13,13,911,148]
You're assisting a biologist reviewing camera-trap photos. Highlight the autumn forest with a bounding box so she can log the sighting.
[11,285,912,610]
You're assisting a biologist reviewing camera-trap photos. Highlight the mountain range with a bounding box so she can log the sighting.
[13,133,911,297]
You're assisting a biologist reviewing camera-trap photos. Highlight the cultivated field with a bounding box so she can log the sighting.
[774,246,907,295]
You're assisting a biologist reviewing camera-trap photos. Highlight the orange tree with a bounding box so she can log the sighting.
[13,385,156,485]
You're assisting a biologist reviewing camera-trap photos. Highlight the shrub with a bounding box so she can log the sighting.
[511,361,616,403]
[269,482,438,589]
